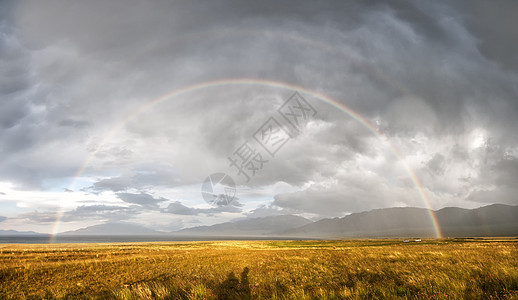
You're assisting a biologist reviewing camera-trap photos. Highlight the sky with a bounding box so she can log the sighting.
[0,0,517,233]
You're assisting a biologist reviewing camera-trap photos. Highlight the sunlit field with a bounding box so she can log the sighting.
[1,239,517,299]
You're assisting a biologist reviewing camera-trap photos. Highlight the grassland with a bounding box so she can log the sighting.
[0,238,517,299]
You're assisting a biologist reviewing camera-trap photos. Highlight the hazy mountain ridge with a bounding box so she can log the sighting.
[281,207,438,237]
[283,204,518,237]
[436,204,518,237]
[59,222,162,236]
[176,215,313,236]
[2,204,516,238]
[0,230,45,236]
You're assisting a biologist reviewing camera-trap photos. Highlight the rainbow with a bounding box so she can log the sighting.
[50,78,443,241]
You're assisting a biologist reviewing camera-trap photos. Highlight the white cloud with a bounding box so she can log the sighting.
[0,0,517,232]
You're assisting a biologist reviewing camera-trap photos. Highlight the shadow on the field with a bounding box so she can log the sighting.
[215,267,251,300]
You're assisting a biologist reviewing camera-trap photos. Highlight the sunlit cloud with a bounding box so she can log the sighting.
[0,0,516,233]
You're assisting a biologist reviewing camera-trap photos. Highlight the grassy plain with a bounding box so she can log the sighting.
[0,238,517,299]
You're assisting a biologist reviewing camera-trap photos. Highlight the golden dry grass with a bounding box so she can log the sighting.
[0,239,517,299]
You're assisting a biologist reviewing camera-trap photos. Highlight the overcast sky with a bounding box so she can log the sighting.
[0,0,517,233]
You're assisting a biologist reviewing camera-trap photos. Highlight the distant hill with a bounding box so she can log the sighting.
[59,222,162,236]
[176,215,313,236]
[437,204,518,237]
[281,207,438,237]
[282,204,518,238]
[3,204,516,239]
[0,229,45,236]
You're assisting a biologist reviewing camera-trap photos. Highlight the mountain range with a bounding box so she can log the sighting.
[2,204,517,238]
[282,204,518,238]
[0,229,44,236]
[175,215,313,236]
[59,222,161,236]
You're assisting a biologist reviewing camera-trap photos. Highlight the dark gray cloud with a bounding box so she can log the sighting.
[116,193,166,209]
[454,0,518,70]
[62,205,137,222]
[17,211,56,223]
[162,201,242,216]
[272,172,414,217]
[1,0,517,230]
[0,216,6,222]
[86,164,184,193]
[427,154,446,176]
[16,205,137,224]
[463,145,518,205]
[244,205,298,219]
[89,177,132,193]
[163,201,197,216]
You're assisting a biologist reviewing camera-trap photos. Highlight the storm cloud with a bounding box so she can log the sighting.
[0,0,516,232]
[162,201,242,216]
[116,193,166,210]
